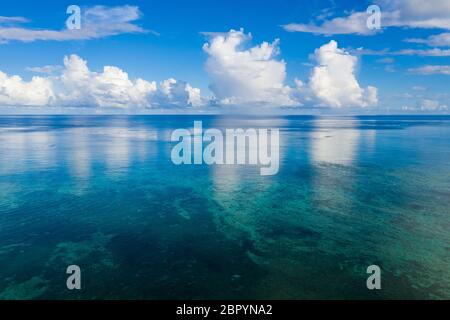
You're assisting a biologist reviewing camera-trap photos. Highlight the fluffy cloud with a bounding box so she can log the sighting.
[283,0,450,35]
[1,30,377,110]
[57,55,157,108]
[0,55,203,108]
[203,28,296,107]
[202,31,376,108]
[0,72,54,106]
[0,6,156,44]
[307,41,378,108]
[155,78,204,108]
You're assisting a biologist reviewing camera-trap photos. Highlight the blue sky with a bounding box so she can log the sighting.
[0,0,449,113]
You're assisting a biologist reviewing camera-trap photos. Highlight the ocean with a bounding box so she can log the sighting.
[0,115,449,299]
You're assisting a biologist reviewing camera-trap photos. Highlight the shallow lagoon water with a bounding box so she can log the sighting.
[0,115,449,299]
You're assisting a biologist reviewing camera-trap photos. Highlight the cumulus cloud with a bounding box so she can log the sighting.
[283,0,450,35]
[307,40,378,108]
[1,30,378,110]
[155,78,205,108]
[57,55,157,108]
[0,6,157,44]
[0,72,54,106]
[202,30,376,109]
[0,55,203,109]
[203,28,296,107]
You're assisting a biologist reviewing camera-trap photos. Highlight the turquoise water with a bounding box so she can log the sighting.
[0,115,449,299]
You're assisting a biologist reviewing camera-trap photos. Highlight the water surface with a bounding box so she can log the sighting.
[0,115,449,299]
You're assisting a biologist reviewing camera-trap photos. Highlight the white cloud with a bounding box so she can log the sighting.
[380,0,450,29]
[408,65,450,75]
[0,72,54,106]
[405,33,450,47]
[283,0,450,35]
[283,12,375,36]
[57,55,157,108]
[0,16,29,24]
[26,65,63,75]
[352,47,450,57]
[375,57,396,72]
[0,6,156,44]
[395,48,450,56]
[155,78,205,108]
[376,57,395,64]
[1,30,380,110]
[0,55,203,109]
[202,31,377,109]
[421,99,448,111]
[307,40,378,108]
[203,28,296,107]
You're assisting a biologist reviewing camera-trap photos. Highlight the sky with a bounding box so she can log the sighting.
[0,0,449,114]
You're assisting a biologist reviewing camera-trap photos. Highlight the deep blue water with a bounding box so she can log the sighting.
[0,115,449,299]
